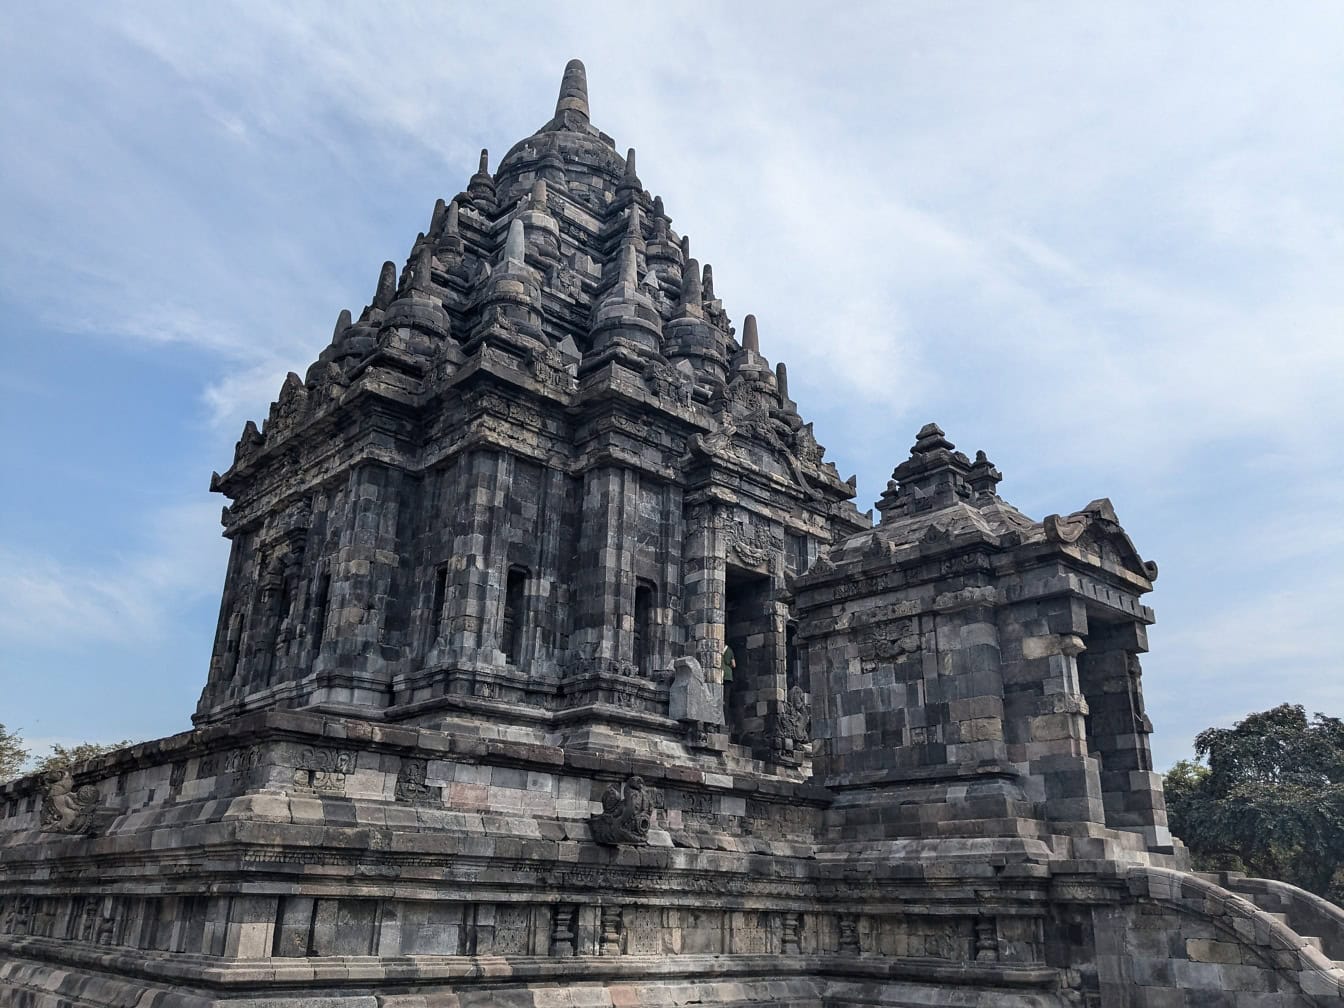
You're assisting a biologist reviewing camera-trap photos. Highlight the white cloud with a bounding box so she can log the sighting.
[0,502,226,652]
[1,3,1341,757]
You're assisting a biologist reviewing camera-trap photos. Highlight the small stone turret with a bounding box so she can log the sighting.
[585,204,662,371]
[663,256,728,387]
[381,244,451,350]
[466,148,495,211]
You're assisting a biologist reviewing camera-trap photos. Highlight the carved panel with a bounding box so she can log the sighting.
[293,747,356,794]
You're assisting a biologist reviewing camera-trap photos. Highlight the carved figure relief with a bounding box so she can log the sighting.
[40,770,100,835]
[774,685,812,747]
[395,757,440,805]
[642,360,694,407]
[527,345,577,391]
[294,747,356,794]
[589,776,653,846]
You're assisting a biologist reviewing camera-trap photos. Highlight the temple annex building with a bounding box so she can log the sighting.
[3,60,1343,1008]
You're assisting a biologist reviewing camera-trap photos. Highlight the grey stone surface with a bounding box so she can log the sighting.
[2,58,1342,1008]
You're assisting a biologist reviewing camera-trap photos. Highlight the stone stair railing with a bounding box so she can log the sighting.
[1127,865,1344,1002]
[1197,871,1344,966]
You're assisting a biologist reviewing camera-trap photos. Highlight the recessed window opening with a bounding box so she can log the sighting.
[502,567,527,665]
[634,581,654,675]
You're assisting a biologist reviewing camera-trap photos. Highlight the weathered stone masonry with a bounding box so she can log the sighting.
[3,60,1342,1008]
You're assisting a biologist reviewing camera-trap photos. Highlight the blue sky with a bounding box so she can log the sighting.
[1,3,1341,770]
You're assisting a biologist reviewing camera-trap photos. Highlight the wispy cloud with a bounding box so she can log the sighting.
[0,502,225,652]
[0,3,1340,756]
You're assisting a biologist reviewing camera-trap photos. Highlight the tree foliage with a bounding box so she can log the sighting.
[1165,704,1344,902]
[34,741,137,776]
[0,730,136,782]
[0,723,29,782]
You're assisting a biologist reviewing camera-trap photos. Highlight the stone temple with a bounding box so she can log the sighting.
[3,60,1343,1008]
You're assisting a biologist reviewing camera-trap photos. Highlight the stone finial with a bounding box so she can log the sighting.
[430,198,447,234]
[680,235,691,260]
[678,257,704,311]
[504,217,526,266]
[446,200,460,235]
[620,147,641,193]
[333,308,352,342]
[702,263,715,300]
[654,195,664,218]
[411,245,433,290]
[912,422,955,455]
[624,201,644,250]
[374,261,397,310]
[529,177,547,207]
[742,314,760,353]
[555,58,590,121]
[968,449,1003,498]
[468,150,495,205]
[776,361,789,398]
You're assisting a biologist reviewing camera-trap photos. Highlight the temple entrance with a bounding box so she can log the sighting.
[1076,614,1157,834]
[723,566,774,745]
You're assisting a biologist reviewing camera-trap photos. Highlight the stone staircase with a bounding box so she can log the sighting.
[1198,871,1344,967]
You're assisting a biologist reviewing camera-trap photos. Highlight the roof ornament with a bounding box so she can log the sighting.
[776,362,789,398]
[468,149,495,204]
[619,147,641,194]
[411,245,433,291]
[503,217,527,267]
[677,257,704,315]
[373,262,397,311]
[702,263,715,301]
[430,198,447,235]
[333,309,352,343]
[742,313,760,354]
[554,58,590,124]
[529,177,548,208]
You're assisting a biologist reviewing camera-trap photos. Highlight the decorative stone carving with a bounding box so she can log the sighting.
[589,776,653,846]
[394,757,440,806]
[549,903,578,956]
[773,686,812,753]
[40,770,100,835]
[1044,512,1089,544]
[642,360,694,407]
[599,905,623,955]
[782,911,802,955]
[527,345,577,391]
[293,747,356,794]
[838,913,860,954]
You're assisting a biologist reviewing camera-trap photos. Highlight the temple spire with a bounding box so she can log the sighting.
[555,59,590,122]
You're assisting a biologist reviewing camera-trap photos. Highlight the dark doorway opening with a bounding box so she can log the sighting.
[724,567,773,744]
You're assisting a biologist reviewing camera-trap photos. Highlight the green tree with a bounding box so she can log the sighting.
[1165,704,1344,901]
[34,740,136,776]
[0,723,30,781]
